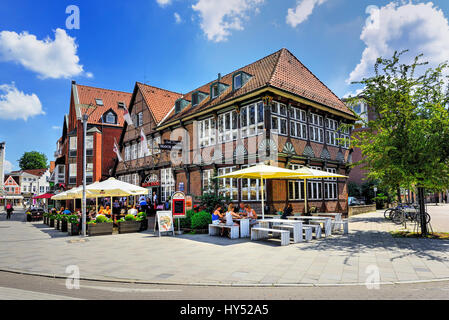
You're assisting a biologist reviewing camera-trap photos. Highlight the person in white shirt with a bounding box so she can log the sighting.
[128,205,138,216]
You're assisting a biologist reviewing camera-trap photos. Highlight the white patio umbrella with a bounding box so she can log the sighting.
[84,178,149,197]
[292,166,348,214]
[216,164,307,219]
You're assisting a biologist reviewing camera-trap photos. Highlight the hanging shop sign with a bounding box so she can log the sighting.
[185,195,193,211]
[142,174,160,187]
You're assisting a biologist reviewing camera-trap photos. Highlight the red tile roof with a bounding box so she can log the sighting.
[161,48,353,126]
[75,84,132,126]
[136,82,182,125]
[22,169,48,177]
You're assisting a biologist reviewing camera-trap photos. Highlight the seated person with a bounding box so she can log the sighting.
[128,205,138,216]
[58,207,65,214]
[212,205,223,225]
[245,204,258,226]
[221,204,239,236]
[103,206,112,218]
[62,208,72,215]
[238,202,247,218]
[281,203,293,220]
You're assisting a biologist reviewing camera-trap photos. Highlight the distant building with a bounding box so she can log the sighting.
[1,175,22,207]
[9,169,50,205]
[0,142,5,197]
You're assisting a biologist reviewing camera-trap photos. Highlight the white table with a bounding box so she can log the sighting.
[257,219,304,243]
[311,212,342,221]
[287,216,332,237]
[234,219,250,238]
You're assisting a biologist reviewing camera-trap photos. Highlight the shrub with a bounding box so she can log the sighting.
[67,215,79,225]
[137,212,147,221]
[191,210,212,230]
[94,215,110,223]
[178,209,194,229]
[124,214,137,221]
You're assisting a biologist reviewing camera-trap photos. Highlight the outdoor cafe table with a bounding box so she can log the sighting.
[311,212,342,221]
[234,218,250,238]
[287,216,332,237]
[257,219,304,243]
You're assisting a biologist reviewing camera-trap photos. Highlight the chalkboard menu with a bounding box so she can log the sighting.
[174,200,184,215]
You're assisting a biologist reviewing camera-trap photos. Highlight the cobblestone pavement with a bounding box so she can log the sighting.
[0,206,448,286]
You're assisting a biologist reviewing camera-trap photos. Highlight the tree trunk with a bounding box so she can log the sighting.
[396,187,402,204]
[417,186,428,236]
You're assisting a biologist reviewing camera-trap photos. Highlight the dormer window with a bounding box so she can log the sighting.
[95,99,104,106]
[210,82,229,100]
[104,111,117,124]
[234,74,242,90]
[232,71,251,91]
[212,84,219,98]
[175,98,190,114]
[118,102,126,109]
[191,91,208,106]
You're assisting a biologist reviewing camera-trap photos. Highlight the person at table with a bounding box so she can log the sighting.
[103,206,112,218]
[62,207,72,215]
[238,202,247,217]
[212,205,223,225]
[128,205,138,216]
[221,204,239,236]
[97,206,107,217]
[245,204,258,226]
[281,203,293,220]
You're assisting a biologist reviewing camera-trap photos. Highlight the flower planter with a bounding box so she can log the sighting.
[67,223,80,236]
[118,220,141,234]
[87,223,113,237]
[55,220,61,230]
[60,220,68,232]
[49,218,55,227]
[26,214,32,222]
[43,216,48,225]
[139,218,148,231]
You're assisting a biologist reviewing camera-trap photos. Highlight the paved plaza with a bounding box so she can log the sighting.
[0,206,448,286]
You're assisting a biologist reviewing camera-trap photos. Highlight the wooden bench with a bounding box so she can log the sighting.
[331,219,349,235]
[209,224,239,239]
[251,227,290,246]
[303,224,322,239]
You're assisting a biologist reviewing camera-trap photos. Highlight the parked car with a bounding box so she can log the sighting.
[348,197,366,206]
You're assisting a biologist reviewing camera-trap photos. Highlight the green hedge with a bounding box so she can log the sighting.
[190,211,212,230]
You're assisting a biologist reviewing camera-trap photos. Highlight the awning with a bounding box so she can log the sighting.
[1,195,24,200]
[33,193,55,199]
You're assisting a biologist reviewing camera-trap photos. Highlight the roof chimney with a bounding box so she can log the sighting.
[71,80,76,85]
[218,73,221,82]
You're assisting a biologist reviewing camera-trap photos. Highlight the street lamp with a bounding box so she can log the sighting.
[76,103,97,237]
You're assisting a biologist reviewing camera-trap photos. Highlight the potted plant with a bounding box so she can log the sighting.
[26,211,32,222]
[43,212,49,225]
[54,214,62,230]
[118,214,141,234]
[87,215,113,236]
[60,215,68,232]
[48,212,56,227]
[67,215,80,236]
[137,212,148,231]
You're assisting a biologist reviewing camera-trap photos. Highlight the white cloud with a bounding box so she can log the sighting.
[52,126,61,130]
[0,28,91,79]
[156,0,172,7]
[286,0,327,28]
[0,83,44,121]
[347,2,449,83]
[174,12,182,24]
[192,0,264,42]
[3,160,12,174]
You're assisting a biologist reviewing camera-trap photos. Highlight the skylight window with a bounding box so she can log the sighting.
[95,99,104,106]
[118,102,126,109]
[234,74,242,90]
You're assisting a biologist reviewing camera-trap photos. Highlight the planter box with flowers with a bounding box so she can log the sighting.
[26,211,32,222]
[138,212,148,231]
[87,215,113,236]
[67,215,80,236]
[118,214,142,234]
[60,215,68,232]
[54,214,62,230]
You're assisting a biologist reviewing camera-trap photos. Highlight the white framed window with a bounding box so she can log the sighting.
[137,141,143,158]
[132,173,139,186]
[324,168,338,200]
[288,164,304,200]
[218,167,238,200]
[198,117,216,148]
[240,101,264,138]
[339,125,351,149]
[218,110,238,143]
[270,102,288,136]
[325,118,339,146]
[307,166,323,200]
[161,168,175,202]
[69,163,77,177]
[234,73,242,90]
[202,169,214,193]
[86,163,93,177]
[309,113,324,143]
[240,164,266,201]
[85,135,93,150]
[131,143,137,160]
[211,84,219,98]
[95,99,104,106]
[125,145,130,161]
[69,136,77,157]
[137,112,143,127]
[105,112,116,124]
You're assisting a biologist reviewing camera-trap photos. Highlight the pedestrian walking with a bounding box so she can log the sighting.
[6,202,14,220]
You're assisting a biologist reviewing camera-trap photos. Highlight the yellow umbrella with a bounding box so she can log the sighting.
[216,164,307,219]
[293,166,348,214]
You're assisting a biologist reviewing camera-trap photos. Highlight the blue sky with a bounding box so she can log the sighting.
[1,0,449,172]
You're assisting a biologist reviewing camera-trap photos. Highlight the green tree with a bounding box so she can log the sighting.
[346,51,449,235]
[18,151,48,170]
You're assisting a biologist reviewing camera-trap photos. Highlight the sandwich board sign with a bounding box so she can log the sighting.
[155,210,175,237]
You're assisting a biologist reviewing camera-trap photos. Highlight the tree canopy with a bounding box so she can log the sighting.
[18,151,48,170]
[346,50,449,193]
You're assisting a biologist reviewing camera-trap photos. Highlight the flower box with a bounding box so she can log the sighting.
[60,220,68,232]
[43,216,48,225]
[49,218,55,227]
[118,220,141,234]
[140,218,148,231]
[87,223,113,237]
[67,223,80,236]
[26,214,32,222]
[55,220,60,230]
